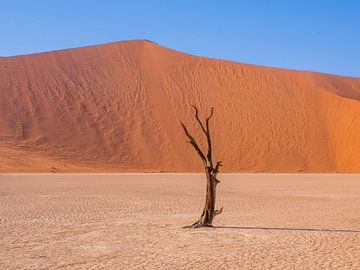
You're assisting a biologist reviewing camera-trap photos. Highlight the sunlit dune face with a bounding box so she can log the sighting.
[0,40,359,172]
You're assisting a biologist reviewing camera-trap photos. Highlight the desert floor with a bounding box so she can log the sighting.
[0,173,359,269]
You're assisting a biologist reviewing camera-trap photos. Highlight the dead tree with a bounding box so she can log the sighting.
[181,105,223,228]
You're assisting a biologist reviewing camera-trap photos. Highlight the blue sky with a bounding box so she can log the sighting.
[1,0,359,77]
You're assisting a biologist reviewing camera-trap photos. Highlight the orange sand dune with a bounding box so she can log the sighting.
[0,40,359,172]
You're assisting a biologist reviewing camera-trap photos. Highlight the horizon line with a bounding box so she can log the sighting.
[1,39,359,79]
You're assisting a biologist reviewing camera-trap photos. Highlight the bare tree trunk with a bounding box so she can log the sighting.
[191,167,216,227]
[181,106,223,228]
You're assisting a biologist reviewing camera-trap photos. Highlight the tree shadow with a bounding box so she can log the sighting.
[215,226,360,233]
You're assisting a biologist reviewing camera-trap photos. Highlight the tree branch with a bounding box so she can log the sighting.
[214,207,223,216]
[192,105,207,135]
[207,107,214,121]
[181,122,207,165]
[205,107,214,168]
[214,161,222,174]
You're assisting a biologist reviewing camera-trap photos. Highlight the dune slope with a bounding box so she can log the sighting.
[0,40,359,172]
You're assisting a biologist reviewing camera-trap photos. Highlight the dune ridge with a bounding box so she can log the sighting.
[0,40,360,172]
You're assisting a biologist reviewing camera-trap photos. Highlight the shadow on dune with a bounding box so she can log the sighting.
[215,226,360,233]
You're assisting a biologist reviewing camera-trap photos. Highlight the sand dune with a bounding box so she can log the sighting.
[1,174,359,269]
[0,40,360,172]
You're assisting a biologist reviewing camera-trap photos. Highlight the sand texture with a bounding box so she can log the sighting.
[0,173,359,269]
[0,40,360,172]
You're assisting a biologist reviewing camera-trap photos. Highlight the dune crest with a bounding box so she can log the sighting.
[0,40,360,172]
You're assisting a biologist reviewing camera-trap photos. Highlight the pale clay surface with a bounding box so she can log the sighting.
[0,173,359,269]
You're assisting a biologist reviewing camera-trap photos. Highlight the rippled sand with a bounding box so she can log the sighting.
[1,173,359,269]
[2,40,360,173]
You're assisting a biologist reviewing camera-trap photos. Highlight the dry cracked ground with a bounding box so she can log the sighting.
[1,173,360,269]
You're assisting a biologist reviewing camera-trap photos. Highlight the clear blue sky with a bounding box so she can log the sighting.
[1,0,359,77]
